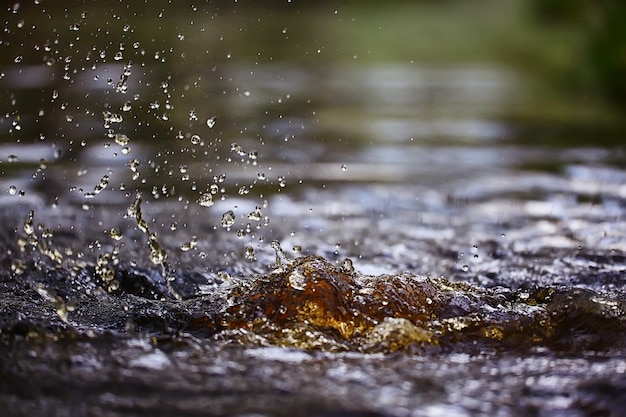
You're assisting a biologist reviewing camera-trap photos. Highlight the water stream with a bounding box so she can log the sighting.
[1,2,626,416]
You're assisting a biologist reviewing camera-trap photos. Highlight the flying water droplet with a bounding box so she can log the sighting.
[221,210,236,229]
[196,193,214,207]
[244,246,255,261]
[206,116,217,128]
[109,228,123,241]
[341,258,355,273]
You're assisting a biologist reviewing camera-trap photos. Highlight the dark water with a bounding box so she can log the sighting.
[2,1,626,416]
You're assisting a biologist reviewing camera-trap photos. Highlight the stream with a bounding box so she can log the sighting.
[1,1,626,416]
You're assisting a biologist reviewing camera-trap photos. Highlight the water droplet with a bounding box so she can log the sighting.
[341,258,355,273]
[206,116,217,128]
[115,133,129,146]
[288,270,307,291]
[196,193,214,207]
[221,210,236,229]
[244,246,255,261]
[109,228,123,241]
[341,164,347,171]
[190,134,201,145]
[461,265,469,272]
[7,154,18,163]
[247,207,262,221]
[8,185,17,195]
[271,240,290,267]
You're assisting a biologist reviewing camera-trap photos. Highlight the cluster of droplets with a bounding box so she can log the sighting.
[3,1,298,288]
[13,210,64,274]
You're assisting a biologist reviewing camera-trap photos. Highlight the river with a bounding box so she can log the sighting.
[1,1,626,416]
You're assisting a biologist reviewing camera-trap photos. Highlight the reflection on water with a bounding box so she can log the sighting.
[2,1,626,416]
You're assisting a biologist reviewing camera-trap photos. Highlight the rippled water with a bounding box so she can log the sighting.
[2,2,626,416]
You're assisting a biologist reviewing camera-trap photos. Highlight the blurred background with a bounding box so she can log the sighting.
[1,0,625,237]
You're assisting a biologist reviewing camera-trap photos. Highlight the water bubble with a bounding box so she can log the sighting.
[14,56,23,64]
[292,244,302,253]
[244,246,255,261]
[190,134,201,145]
[206,116,217,128]
[341,164,347,171]
[7,154,18,163]
[461,265,469,272]
[8,185,17,195]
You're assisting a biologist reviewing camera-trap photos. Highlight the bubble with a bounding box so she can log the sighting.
[8,185,17,195]
[341,164,347,171]
[206,116,217,128]
[190,134,201,145]
[461,265,469,272]
[7,154,18,163]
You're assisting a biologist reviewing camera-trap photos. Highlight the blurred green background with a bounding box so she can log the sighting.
[1,0,625,203]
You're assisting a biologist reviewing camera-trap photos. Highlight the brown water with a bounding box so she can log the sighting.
[2,1,626,416]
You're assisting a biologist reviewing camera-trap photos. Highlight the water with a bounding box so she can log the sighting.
[2,1,626,416]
